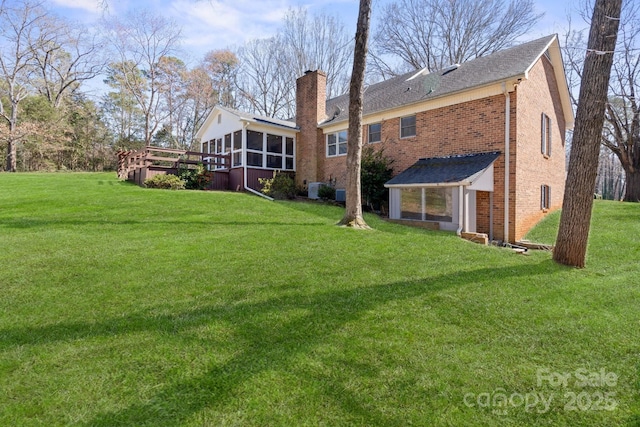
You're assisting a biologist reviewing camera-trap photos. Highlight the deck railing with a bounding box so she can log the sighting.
[117,146,231,187]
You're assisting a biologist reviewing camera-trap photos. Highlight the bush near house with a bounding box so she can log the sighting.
[318,183,336,200]
[361,145,394,211]
[177,164,213,190]
[143,173,185,190]
[259,171,297,199]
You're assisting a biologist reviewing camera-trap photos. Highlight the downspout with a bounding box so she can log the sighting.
[502,82,510,243]
[457,185,464,236]
[242,120,274,201]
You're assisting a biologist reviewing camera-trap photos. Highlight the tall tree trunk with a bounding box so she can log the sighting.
[625,168,640,202]
[553,0,622,268]
[338,0,372,228]
[6,139,17,172]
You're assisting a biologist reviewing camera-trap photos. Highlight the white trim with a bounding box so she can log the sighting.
[503,82,510,243]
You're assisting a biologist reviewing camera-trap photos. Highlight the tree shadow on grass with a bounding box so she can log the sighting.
[1,261,561,425]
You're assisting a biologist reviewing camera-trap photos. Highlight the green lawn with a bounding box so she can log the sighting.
[1,172,639,426]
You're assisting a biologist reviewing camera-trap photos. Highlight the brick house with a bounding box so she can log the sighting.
[295,34,573,243]
[197,34,572,243]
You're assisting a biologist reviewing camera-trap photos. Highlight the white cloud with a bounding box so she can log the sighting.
[169,0,293,58]
[49,0,105,14]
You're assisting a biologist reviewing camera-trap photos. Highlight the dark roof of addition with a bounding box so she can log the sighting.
[323,35,556,125]
[220,106,298,130]
[385,151,502,187]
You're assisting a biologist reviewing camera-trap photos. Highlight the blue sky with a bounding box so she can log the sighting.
[46,0,589,65]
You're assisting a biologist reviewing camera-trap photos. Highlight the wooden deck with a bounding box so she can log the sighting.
[117,146,231,190]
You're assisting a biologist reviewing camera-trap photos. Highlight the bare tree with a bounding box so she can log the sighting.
[0,0,46,171]
[202,49,239,109]
[236,7,353,119]
[105,10,182,146]
[156,56,188,148]
[554,0,623,268]
[562,2,640,202]
[236,36,294,119]
[338,0,372,229]
[371,0,543,77]
[30,15,105,109]
[280,7,353,99]
[181,65,218,149]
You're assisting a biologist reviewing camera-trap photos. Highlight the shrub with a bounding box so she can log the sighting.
[144,174,185,190]
[318,184,336,201]
[177,164,213,190]
[259,171,297,199]
[361,145,394,211]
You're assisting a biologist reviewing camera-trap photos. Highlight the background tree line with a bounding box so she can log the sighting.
[1,0,637,202]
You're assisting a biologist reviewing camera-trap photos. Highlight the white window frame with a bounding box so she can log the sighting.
[400,115,416,139]
[265,134,295,171]
[326,130,348,157]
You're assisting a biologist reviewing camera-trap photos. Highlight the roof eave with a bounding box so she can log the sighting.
[385,181,471,188]
[319,76,525,129]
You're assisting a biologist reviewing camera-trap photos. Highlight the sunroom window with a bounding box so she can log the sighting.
[400,187,452,222]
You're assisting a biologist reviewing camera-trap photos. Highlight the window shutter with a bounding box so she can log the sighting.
[541,114,545,154]
[548,118,552,156]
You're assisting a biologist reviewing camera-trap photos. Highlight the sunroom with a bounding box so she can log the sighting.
[385,152,501,235]
[196,106,298,193]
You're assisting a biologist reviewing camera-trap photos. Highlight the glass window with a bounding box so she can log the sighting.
[424,188,452,222]
[233,130,242,150]
[233,152,242,167]
[400,188,452,222]
[541,185,551,210]
[247,130,263,151]
[202,142,208,153]
[400,188,422,220]
[247,152,262,167]
[224,134,231,153]
[338,131,347,154]
[541,113,552,156]
[216,138,223,154]
[267,134,282,153]
[368,123,381,143]
[285,157,294,170]
[327,131,347,157]
[286,137,294,156]
[267,155,282,169]
[400,116,416,138]
[327,133,337,156]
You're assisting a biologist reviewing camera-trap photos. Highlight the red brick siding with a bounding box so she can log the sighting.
[319,94,513,240]
[295,71,327,187]
[514,57,567,241]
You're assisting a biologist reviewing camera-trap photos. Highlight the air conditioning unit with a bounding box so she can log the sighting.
[335,189,346,202]
[308,182,323,199]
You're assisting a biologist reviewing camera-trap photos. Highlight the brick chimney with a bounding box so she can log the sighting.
[296,70,327,188]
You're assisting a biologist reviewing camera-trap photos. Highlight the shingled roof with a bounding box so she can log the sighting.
[323,35,558,125]
[385,151,502,187]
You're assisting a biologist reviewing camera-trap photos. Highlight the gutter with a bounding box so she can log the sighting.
[502,82,510,243]
[457,185,464,236]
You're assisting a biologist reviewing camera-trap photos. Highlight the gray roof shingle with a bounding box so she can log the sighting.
[385,151,502,186]
[323,35,556,125]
